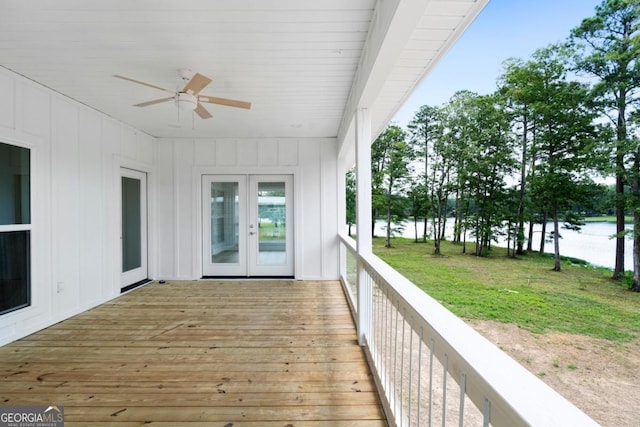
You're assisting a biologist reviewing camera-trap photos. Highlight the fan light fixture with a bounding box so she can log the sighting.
[113,70,251,120]
[174,92,197,112]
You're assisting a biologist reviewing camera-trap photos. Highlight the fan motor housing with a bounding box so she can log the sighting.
[174,92,197,111]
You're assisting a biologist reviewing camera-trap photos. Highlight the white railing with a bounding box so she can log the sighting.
[338,232,599,427]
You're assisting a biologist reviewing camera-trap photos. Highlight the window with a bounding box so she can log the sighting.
[0,142,31,315]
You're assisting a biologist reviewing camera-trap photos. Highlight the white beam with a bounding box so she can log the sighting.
[338,0,429,149]
[355,108,372,345]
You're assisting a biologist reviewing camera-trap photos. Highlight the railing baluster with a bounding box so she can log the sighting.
[387,289,393,396]
[442,353,448,427]
[393,298,400,418]
[384,287,390,395]
[337,232,600,427]
[417,327,423,427]
[484,398,491,427]
[374,284,380,369]
[459,373,467,427]
[428,338,434,427]
[408,324,414,426]
[399,307,406,425]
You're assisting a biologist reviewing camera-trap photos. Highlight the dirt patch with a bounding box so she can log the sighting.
[468,319,640,427]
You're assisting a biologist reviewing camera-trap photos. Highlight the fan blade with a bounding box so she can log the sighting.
[113,75,174,94]
[183,73,212,95]
[199,96,251,109]
[133,97,174,107]
[194,103,213,119]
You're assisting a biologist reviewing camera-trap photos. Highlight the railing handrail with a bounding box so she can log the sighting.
[338,231,599,427]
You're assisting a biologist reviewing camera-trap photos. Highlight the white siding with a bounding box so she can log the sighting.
[154,138,339,281]
[0,67,155,346]
[0,65,340,346]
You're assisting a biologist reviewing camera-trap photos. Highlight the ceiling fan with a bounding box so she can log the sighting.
[113,69,251,119]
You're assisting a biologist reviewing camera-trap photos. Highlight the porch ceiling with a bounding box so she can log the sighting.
[0,0,487,139]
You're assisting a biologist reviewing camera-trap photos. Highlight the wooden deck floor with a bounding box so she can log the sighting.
[0,280,387,426]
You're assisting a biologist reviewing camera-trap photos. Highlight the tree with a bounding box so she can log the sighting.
[371,125,413,247]
[345,168,356,236]
[568,0,640,279]
[442,91,479,250]
[527,46,602,271]
[461,93,517,256]
[498,58,542,255]
[408,105,456,254]
[407,182,429,243]
[408,105,443,243]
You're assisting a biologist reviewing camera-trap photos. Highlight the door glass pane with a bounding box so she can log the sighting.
[211,182,240,264]
[257,182,286,265]
[0,143,30,225]
[122,177,142,272]
[0,231,30,315]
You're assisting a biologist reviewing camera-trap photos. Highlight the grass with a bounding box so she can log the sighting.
[584,215,633,223]
[373,237,640,342]
[257,222,286,240]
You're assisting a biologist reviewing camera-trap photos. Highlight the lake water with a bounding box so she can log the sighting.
[368,220,633,270]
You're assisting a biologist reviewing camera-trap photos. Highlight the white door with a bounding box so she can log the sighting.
[120,168,148,288]
[202,174,293,277]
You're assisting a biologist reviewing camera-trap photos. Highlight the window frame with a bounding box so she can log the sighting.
[0,141,32,316]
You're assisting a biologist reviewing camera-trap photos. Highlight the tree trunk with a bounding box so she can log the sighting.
[516,109,528,255]
[613,94,627,280]
[432,208,441,255]
[385,201,392,248]
[413,216,419,243]
[527,123,537,253]
[462,224,467,254]
[423,216,428,242]
[440,213,447,241]
[613,173,626,279]
[453,189,463,244]
[539,212,547,253]
[633,194,640,291]
[371,212,376,239]
[552,203,561,272]
[632,154,640,291]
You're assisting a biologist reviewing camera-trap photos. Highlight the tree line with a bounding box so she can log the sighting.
[346,0,640,290]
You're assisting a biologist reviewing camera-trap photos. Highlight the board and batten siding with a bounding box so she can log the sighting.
[0,65,341,346]
[0,66,155,346]
[154,137,339,281]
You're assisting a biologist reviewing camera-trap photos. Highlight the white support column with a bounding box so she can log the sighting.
[355,108,372,346]
[336,159,347,279]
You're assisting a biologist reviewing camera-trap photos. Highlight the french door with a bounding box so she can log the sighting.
[202,174,293,277]
[120,168,148,289]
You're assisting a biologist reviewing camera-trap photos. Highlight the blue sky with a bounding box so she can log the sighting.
[392,0,603,127]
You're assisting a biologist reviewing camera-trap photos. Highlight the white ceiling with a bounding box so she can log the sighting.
[0,0,487,140]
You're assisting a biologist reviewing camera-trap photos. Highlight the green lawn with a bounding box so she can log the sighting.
[584,215,633,223]
[258,222,286,240]
[373,237,640,342]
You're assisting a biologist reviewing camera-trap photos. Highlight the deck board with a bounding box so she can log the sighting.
[0,280,387,426]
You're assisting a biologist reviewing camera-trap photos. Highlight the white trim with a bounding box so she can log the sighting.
[0,224,31,232]
[248,174,294,277]
[192,165,299,279]
[355,107,372,345]
[202,175,248,276]
[201,173,295,277]
[120,167,148,287]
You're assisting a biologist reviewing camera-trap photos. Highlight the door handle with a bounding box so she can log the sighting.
[249,231,256,235]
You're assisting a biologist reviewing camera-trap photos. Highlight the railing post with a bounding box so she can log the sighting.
[355,108,372,345]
